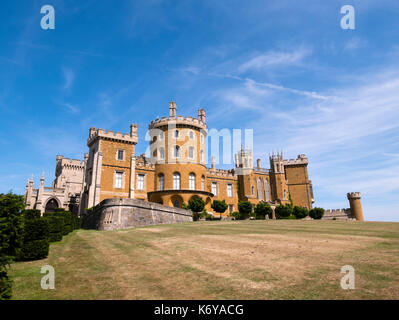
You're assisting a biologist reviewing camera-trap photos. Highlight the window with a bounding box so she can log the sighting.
[189,173,195,190]
[174,146,180,158]
[115,172,123,188]
[158,174,164,191]
[252,186,254,195]
[189,146,194,159]
[189,131,194,139]
[174,130,179,138]
[227,184,233,197]
[137,174,145,190]
[173,173,181,190]
[160,147,165,160]
[200,150,204,163]
[201,176,205,191]
[159,131,164,140]
[117,150,124,161]
[212,182,217,196]
[200,134,204,143]
[284,189,287,199]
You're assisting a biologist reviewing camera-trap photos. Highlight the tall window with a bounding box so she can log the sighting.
[174,146,180,158]
[174,130,179,138]
[173,173,180,190]
[117,150,124,161]
[160,147,165,160]
[284,189,287,199]
[189,131,194,139]
[212,182,217,196]
[159,131,164,140]
[189,146,194,159]
[137,174,145,190]
[200,134,204,143]
[227,184,233,197]
[200,150,204,163]
[189,173,195,190]
[158,174,164,191]
[201,176,205,191]
[115,172,123,188]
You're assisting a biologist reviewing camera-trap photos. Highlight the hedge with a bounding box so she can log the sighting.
[293,206,309,219]
[44,216,64,242]
[310,207,325,220]
[17,218,50,261]
[22,209,41,220]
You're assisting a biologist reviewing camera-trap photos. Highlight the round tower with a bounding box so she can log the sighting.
[147,102,212,207]
[347,192,364,221]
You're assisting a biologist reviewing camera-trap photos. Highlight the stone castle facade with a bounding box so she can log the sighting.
[25,102,315,217]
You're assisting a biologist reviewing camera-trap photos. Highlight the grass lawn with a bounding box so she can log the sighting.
[8,220,399,300]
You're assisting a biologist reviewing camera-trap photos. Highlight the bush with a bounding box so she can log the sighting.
[0,256,12,300]
[22,209,41,220]
[309,207,325,220]
[211,200,228,219]
[254,202,273,220]
[293,206,309,219]
[17,218,50,261]
[238,201,252,219]
[280,214,297,220]
[44,216,64,242]
[275,204,293,219]
[205,214,214,221]
[188,196,205,215]
[230,211,241,220]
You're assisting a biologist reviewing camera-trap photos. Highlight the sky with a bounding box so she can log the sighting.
[0,0,398,221]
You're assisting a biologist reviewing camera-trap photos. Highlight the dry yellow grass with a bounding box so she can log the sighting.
[8,220,399,300]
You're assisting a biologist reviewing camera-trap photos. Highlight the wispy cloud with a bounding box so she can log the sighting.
[238,47,311,72]
[62,68,75,91]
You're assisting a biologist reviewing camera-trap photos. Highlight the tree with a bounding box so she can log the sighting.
[238,201,252,220]
[309,207,325,220]
[0,193,25,300]
[188,196,205,221]
[254,202,273,220]
[293,206,309,219]
[275,204,293,219]
[211,200,228,220]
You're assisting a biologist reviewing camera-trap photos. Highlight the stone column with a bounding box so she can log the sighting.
[272,206,276,220]
[129,156,136,198]
[94,152,103,206]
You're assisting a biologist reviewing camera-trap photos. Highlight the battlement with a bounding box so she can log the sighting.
[283,154,309,166]
[87,126,138,146]
[56,155,85,168]
[322,208,354,220]
[347,192,361,199]
[206,168,235,178]
[135,154,155,170]
[149,115,207,131]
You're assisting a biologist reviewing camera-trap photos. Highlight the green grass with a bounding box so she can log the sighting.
[8,220,399,300]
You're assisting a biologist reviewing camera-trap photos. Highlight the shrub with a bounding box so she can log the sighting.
[205,214,214,221]
[0,256,12,300]
[230,211,241,220]
[275,204,293,219]
[44,216,64,242]
[254,202,273,220]
[17,218,50,261]
[309,207,325,220]
[293,206,309,219]
[280,214,296,220]
[22,209,41,220]
[0,193,25,257]
[211,200,228,219]
[238,201,252,219]
[188,196,205,215]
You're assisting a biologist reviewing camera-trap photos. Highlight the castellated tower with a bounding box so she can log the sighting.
[81,124,138,210]
[347,192,364,221]
[269,152,288,203]
[146,101,211,208]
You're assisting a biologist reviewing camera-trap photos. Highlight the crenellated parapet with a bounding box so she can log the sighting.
[347,192,361,199]
[148,115,207,131]
[322,208,354,220]
[87,125,138,146]
[56,155,86,169]
[206,168,235,178]
[283,154,309,166]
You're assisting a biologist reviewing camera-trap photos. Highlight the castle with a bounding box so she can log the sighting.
[24,102,319,218]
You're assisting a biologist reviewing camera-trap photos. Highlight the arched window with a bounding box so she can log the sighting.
[284,189,287,199]
[158,174,164,191]
[173,172,180,190]
[159,147,165,160]
[174,145,180,158]
[257,178,264,201]
[189,146,194,159]
[264,180,270,201]
[189,131,194,139]
[201,176,205,191]
[251,186,254,195]
[189,173,196,190]
[174,130,179,138]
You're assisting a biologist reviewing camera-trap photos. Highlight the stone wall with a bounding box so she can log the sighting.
[82,198,193,231]
[322,208,355,220]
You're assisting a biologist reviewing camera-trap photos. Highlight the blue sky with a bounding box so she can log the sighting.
[1,0,398,221]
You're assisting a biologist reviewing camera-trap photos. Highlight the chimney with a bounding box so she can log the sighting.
[257,159,261,169]
[169,101,177,118]
[130,123,138,136]
[198,108,206,123]
[211,156,216,170]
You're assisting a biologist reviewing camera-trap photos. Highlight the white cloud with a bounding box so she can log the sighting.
[239,47,311,72]
[63,68,75,91]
